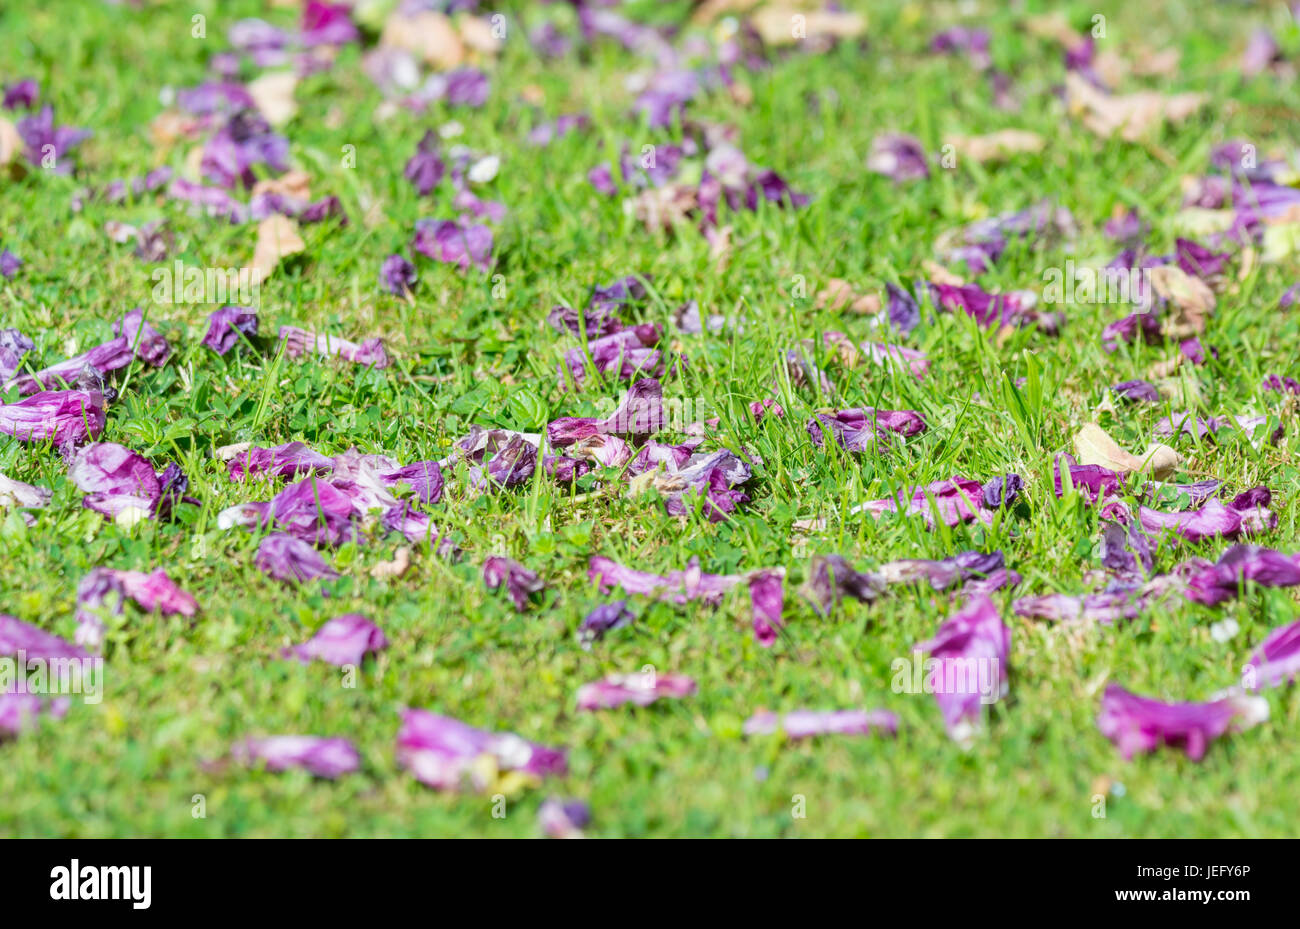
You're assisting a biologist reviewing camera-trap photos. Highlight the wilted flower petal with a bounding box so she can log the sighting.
[1096,684,1267,761]
[482,556,545,612]
[576,672,697,710]
[1183,545,1300,605]
[233,735,359,778]
[282,613,386,666]
[915,594,1010,744]
[396,708,566,792]
[255,533,339,584]
[743,708,899,739]
[202,306,259,355]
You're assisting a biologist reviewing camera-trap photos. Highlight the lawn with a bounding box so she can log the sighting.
[0,0,1298,838]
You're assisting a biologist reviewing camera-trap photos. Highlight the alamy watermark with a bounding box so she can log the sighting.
[890,651,1002,705]
[0,652,103,704]
[151,260,259,306]
[591,390,712,436]
[1042,259,1151,305]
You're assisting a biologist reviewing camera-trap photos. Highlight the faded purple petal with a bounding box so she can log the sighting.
[279,326,391,369]
[233,735,359,778]
[576,672,697,710]
[482,556,545,612]
[744,708,899,739]
[202,306,259,355]
[282,613,386,666]
[0,389,106,445]
[396,708,566,791]
[255,533,339,584]
[1097,684,1267,761]
[748,569,785,647]
[915,594,1010,743]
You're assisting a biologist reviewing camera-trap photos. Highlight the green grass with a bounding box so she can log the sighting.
[0,0,1298,837]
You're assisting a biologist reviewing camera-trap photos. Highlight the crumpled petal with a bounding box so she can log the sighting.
[255,533,339,584]
[396,708,566,792]
[1096,684,1267,761]
[743,708,899,739]
[1244,619,1300,690]
[202,306,259,355]
[589,555,742,606]
[856,476,990,528]
[482,556,545,612]
[877,550,1017,593]
[538,797,591,839]
[226,441,335,482]
[282,613,386,666]
[74,567,197,650]
[279,326,390,369]
[232,735,360,778]
[915,594,1010,744]
[0,389,106,445]
[0,688,68,739]
[799,554,885,616]
[0,614,88,661]
[1182,545,1300,605]
[807,407,926,452]
[578,600,635,647]
[748,568,785,647]
[576,672,697,710]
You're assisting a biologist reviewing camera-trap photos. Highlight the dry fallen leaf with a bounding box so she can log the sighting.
[247,71,298,127]
[691,0,762,23]
[815,279,881,314]
[458,15,503,57]
[1132,47,1181,77]
[922,259,965,286]
[947,130,1045,163]
[1065,73,1206,143]
[252,170,311,200]
[370,547,412,579]
[708,224,733,274]
[381,11,465,69]
[1074,422,1180,478]
[0,117,24,167]
[625,184,697,233]
[751,8,865,46]
[250,214,305,285]
[1020,12,1078,45]
[1148,265,1214,337]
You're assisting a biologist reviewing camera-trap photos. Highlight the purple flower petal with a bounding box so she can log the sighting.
[412,218,493,272]
[0,389,106,445]
[744,708,899,739]
[0,614,88,662]
[799,555,885,616]
[233,736,359,778]
[396,708,566,791]
[576,672,697,710]
[748,569,785,647]
[279,326,390,369]
[200,306,259,355]
[578,600,635,646]
[380,253,418,296]
[255,533,339,584]
[1111,379,1160,403]
[1183,545,1300,606]
[589,555,742,606]
[1245,619,1300,690]
[482,556,545,612]
[867,133,929,182]
[1097,684,1267,761]
[915,594,1010,743]
[282,613,386,666]
[75,567,197,650]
